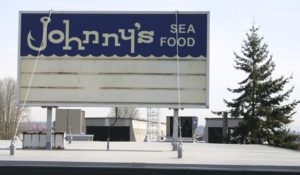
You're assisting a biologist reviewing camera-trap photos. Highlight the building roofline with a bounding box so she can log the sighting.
[85,117,166,124]
[205,117,243,120]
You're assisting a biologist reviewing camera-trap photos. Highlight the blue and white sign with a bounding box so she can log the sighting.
[20,12,208,58]
[18,11,209,108]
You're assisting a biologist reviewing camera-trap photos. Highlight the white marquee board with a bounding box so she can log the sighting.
[18,11,209,108]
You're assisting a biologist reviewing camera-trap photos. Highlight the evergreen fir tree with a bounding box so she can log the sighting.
[225,25,299,147]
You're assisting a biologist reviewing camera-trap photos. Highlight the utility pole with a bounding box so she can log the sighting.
[223,112,228,143]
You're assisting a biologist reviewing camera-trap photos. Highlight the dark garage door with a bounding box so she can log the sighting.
[170,117,193,137]
[208,127,223,143]
[86,126,130,141]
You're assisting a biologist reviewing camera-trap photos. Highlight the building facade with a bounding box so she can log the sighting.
[85,118,166,142]
[203,118,242,143]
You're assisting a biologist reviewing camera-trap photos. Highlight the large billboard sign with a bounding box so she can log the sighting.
[18,11,209,108]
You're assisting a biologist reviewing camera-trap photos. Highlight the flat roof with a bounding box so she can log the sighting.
[85,117,167,124]
[86,117,147,121]
[205,117,243,120]
[0,140,300,172]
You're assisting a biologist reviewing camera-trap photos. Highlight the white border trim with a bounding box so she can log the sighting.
[206,12,210,108]
[19,11,210,14]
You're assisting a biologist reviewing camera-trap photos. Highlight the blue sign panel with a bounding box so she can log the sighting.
[20,12,208,57]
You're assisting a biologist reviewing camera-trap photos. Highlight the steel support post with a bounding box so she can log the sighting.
[172,108,179,151]
[46,107,53,150]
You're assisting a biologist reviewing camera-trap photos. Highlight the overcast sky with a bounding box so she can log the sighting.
[0,0,300,130]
